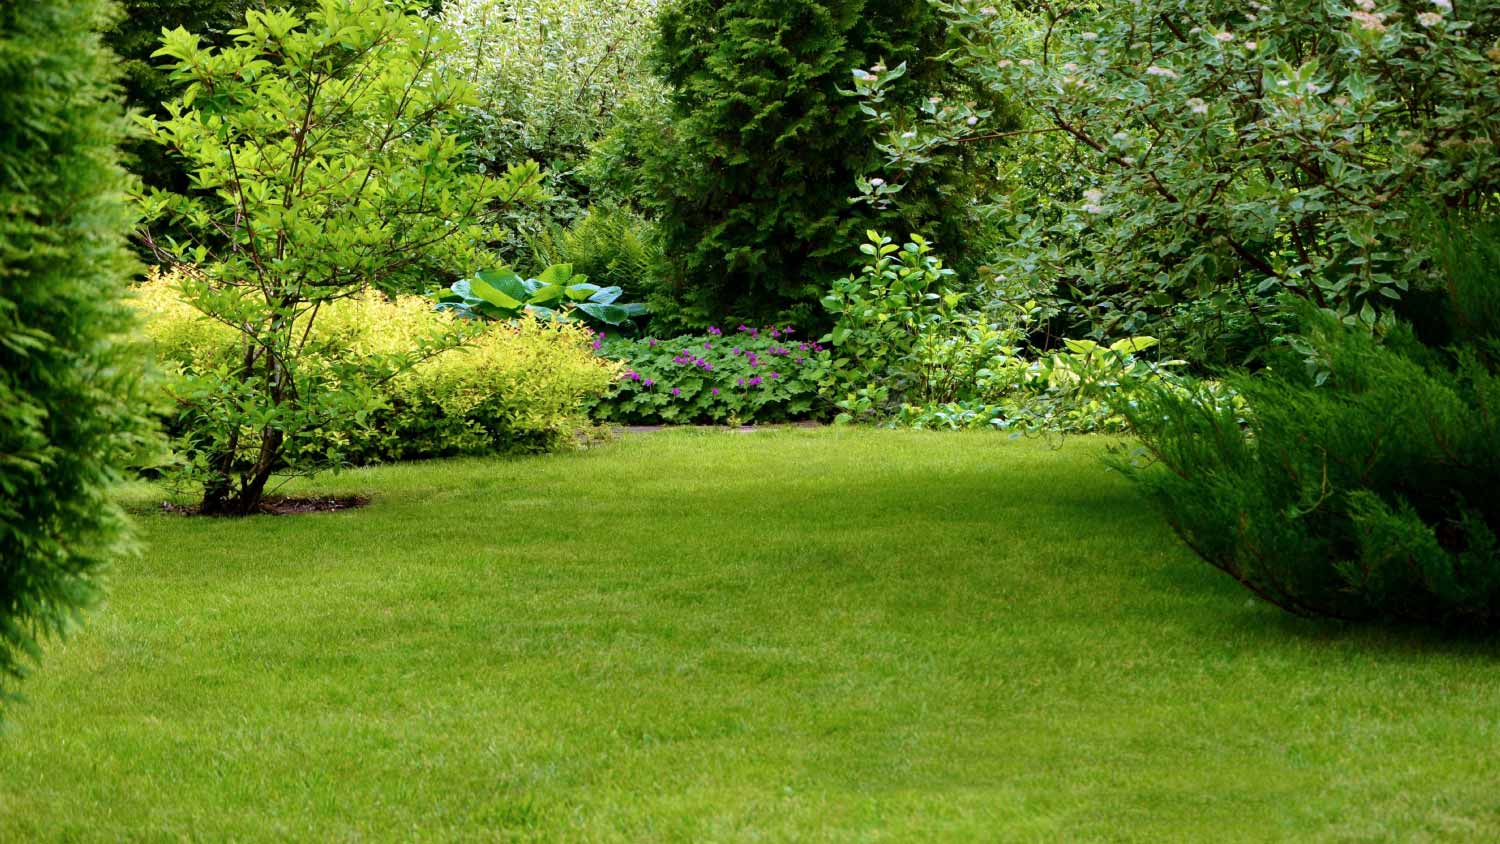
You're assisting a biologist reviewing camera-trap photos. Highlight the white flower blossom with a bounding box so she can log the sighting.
[1214,31,1235,43]
[1187,97,1209,114]
[1146,65,1179,79]
[1417,11,1443,26]
[1432,0,1452,11]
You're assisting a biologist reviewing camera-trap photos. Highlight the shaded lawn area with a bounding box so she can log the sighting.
[3,429,1498,842]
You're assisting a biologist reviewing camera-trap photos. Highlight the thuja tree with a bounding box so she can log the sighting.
[638,0,983,325]
[854,0,1500,361]
[0,0,156,708]
[138,0,543,516]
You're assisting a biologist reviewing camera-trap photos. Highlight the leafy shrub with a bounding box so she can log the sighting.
[822,232,1185,432]
[897,337,1189,434]
[854,0,1500,359]
[136,270,616,467]
[593,326,834,424]
[819,232,961,421]
[0,0,157,708]
[135,0,543,514]
[1115,221,1500,626]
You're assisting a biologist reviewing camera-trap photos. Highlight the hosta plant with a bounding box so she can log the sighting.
[435,263,648,329]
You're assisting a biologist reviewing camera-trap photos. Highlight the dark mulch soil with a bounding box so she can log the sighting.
[160,495,371,517]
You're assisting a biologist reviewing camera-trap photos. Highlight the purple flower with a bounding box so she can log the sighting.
[708,326,722,336]
[748,376,762,387]
[627,371,641,381]
[592,341,602,350]
[795,358,804,365]
[770,371,780,379]
[643,379,655,387]
[770,329,781,339]
[799,342,809,351]
[712,388,720,396]
[738,324,750,333]
[784,327,795,335]
[648,338,658,347]
[737,378,745,386]
[704,342,712,349]
[671,387,681,397]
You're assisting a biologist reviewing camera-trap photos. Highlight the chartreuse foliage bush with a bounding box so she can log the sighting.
[135,270,616,466]
[0,0,156,709]
[854,0,1500,358]
[135,0,546,515]
[1116,219,1500,626]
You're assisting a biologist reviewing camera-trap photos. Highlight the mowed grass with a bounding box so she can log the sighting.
[3,429,1499,843]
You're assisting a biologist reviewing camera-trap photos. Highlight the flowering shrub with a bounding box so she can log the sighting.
[851,0,1500,358]
[592,325,834,424]
[133,269,615,468]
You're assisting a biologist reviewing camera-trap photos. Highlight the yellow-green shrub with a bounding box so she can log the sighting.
[132,270,616,463]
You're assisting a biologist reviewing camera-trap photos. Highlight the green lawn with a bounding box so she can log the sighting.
[3,429,1498,842]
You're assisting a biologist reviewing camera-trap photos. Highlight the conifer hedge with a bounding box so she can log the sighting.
[0,0,154,708]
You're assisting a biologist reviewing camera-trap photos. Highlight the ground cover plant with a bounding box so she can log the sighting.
[592,325,832,424]
[2,431,1499,842]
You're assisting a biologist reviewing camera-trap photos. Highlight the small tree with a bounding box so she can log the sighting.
[1,0,156,709]
[138,0,544,515]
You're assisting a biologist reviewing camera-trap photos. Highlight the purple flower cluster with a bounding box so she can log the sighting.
[608,324,825,411]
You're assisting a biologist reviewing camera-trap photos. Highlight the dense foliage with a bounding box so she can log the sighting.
[855,0,1500,361]
[820,233,1181,432]
[135,272,615,467]
[0,0,156,708]
[632,0,975,326]
[440,0,664,229]
[1117,220,1500,626]
[136,0,544,514]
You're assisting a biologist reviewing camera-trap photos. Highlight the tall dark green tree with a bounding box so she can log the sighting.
[0,0,156,710]
[639,0,975,326]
